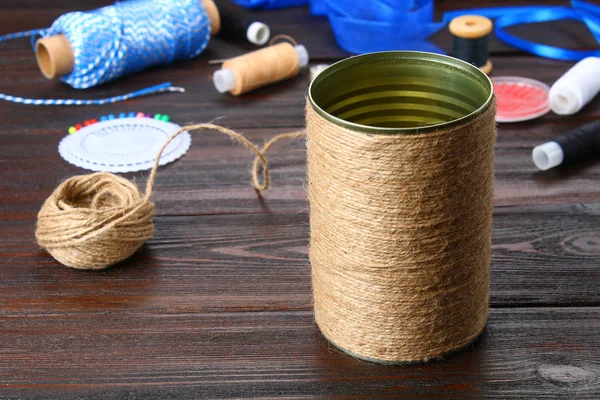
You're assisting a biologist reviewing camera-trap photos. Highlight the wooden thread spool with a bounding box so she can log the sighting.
[35,0,221,79]
[449,15,493,75]
[213,42,309,95]
[202,0,221,35]
[35,34,74,79]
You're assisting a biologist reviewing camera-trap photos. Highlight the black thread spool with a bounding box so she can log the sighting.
[449,15,493,75]
[533,120,600,170]
[214,0,270,45]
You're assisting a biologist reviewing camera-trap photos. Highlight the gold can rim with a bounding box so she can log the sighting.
[308,51,494,135]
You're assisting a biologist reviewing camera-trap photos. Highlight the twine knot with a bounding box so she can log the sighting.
[35,172,155,270]
[35,123,303,270]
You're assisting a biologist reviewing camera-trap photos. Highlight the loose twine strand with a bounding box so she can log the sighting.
[35,124,304,270]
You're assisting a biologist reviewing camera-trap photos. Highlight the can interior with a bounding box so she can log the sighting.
[309,51,493,133]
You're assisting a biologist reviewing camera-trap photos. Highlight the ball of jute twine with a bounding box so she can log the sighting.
[36,124,303,270]
[306,100,496,364]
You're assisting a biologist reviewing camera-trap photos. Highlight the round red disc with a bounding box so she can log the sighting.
[491,76,550,123]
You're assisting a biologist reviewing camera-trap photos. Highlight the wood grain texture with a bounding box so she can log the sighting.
[1,309,599,398]
[1,1,599,398]
[1,204,599,314]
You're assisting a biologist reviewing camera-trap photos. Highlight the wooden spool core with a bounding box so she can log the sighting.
[479,60,493,75]
[449,15,493,39]
[35,35,74,79]
[202,0,221,34]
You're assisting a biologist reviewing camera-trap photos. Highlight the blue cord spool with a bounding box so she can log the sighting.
[0,0,215,105]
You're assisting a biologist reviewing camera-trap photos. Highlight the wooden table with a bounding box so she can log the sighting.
[1,1,599,398]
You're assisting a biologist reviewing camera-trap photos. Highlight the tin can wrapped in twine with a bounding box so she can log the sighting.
[307,52,495,363]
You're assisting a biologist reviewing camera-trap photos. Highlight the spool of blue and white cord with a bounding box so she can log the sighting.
[0,0,218,106]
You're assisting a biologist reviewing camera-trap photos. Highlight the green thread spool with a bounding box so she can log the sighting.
[449,15,493,75]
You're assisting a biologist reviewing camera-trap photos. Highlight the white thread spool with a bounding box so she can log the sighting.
[246,22,270,45]
[549,57,600,115]
[532,141,563,170]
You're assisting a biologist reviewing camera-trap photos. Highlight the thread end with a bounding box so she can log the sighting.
[247,22,270,46]
[213,69,236,93]
[294,45,309,68]
[549,86,581,115]
[532,141,563,171]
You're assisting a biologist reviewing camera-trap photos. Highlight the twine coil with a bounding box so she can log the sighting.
[35,173,155,270]
[36,124,278,270]
[36,48,497,366]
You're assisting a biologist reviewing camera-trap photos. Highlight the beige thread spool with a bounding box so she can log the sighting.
[307,51,496,364]
[213,41,309,95]
[35,0,221,79]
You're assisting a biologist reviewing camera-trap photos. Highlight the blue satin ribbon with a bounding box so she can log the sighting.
[323,0,444,54]
[443,0,600,61]
[232,0,308,10]
[233,0,444,54]
[310,0,326,16]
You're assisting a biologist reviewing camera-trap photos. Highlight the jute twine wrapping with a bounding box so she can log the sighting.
[306,100,496,363]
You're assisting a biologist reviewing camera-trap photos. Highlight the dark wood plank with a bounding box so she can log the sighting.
[491,203,600,306]
[1,308,599,398]
[1,203,599,312]
[1,2,599,398]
